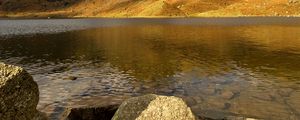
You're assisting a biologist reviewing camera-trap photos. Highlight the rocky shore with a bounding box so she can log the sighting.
[0,63,197,120]
[1,63,259,120]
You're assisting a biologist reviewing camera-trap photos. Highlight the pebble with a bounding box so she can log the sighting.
[221,91,234,99]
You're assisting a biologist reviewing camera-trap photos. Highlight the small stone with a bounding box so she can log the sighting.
[64,76,78,81]
[221,91,234,99]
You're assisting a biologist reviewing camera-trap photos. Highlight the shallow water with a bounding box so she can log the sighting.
[0,18,300,119]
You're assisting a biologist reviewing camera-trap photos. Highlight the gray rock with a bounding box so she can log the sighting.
[112,94,196,120]
[0,63,42,120]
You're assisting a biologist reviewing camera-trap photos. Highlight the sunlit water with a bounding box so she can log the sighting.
[0,18,300,120]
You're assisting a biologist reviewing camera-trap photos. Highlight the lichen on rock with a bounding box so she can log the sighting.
[112,94,196,120]
[0,63,41,120]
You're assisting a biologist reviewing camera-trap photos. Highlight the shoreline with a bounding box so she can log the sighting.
[0,15,300,19]
[1,11,300,19]
[1,15,300,20]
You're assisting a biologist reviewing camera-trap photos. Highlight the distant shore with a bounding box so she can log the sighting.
[1,13,300,19]
[1,0,300,19]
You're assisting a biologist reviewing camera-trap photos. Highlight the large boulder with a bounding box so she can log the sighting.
[112,94,196,120]
[0,63,40,120]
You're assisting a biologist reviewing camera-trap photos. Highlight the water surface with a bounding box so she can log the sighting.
[0,18,300,119]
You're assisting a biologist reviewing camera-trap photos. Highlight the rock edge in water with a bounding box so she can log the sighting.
[61,104,119,120]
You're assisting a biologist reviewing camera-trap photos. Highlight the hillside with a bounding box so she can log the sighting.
[0,0,300,18]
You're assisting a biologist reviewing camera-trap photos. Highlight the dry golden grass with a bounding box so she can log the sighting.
[0,0,300,17]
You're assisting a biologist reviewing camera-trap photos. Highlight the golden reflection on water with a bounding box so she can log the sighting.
[71,25,300,119]
[71,24,300,82]
[1,22,300,119]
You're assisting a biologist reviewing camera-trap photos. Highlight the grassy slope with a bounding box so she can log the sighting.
[0,0,300,18]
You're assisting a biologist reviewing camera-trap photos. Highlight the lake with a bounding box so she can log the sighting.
[0,18,300,119]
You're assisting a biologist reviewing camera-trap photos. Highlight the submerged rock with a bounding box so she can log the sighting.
[112,94,196,120]
[221,91,234,100]
[64,76,78,81]
[61,105,119,120]
[0,63,44,120]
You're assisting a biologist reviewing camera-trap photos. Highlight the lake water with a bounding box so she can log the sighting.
[0,18,300,120]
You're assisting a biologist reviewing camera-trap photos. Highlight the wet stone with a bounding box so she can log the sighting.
[61,105,119,120]
[221,91,235,100]
[64,76,78,81]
